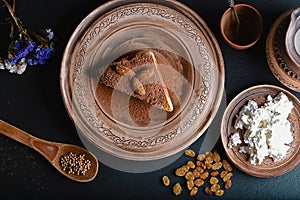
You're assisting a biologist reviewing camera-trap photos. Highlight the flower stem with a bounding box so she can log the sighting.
[28,29,49,45]
[2,0,31,40]
[9,0,15,39]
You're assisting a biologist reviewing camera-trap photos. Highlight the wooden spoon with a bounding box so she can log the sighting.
[0,119,99,182]
[228,0,240,36]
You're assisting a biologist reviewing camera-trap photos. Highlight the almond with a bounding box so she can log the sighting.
[131,77,146,96]
[115,65,135,76]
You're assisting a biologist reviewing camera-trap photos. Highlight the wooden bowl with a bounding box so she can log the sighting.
[221,85,300,178]
[220,4,263,50]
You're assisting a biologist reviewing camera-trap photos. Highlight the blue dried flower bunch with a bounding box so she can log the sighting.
[0,0,54,74]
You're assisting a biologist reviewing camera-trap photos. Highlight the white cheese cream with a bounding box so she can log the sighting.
[228,92,294,165]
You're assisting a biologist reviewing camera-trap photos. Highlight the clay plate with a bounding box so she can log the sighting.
[221,85,300,178]
[60,0,224,161]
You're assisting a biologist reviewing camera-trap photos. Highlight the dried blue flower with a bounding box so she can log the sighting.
[1,0,55,74]
[7,40,36,65]
[27,45,53,66]
[4,28,54,74]
[0,63,4,70]
[4,57,27,74]
[46,29,54,40]
[0,58,5,69]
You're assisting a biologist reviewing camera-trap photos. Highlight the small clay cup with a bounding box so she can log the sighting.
[220,4,263,50]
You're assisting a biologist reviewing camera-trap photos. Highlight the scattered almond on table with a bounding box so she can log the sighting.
[161,149,233,197]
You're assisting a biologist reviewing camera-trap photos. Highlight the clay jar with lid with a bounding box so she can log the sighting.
[220,4,263,50]
[285,7,300,67]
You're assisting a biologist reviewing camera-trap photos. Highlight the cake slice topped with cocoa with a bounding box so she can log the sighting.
[99,49,176,112]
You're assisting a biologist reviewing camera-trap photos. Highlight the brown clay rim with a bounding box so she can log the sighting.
[221,84,300,178]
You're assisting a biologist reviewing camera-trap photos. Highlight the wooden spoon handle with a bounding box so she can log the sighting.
[0,119,59,162]
[0,119,36,148]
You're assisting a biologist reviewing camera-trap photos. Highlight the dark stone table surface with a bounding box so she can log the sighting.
[0,0,299,199]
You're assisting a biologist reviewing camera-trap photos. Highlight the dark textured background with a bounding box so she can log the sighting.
[0,0,299,199]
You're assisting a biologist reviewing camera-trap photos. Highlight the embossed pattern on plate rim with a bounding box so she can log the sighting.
[60,1,224,161]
